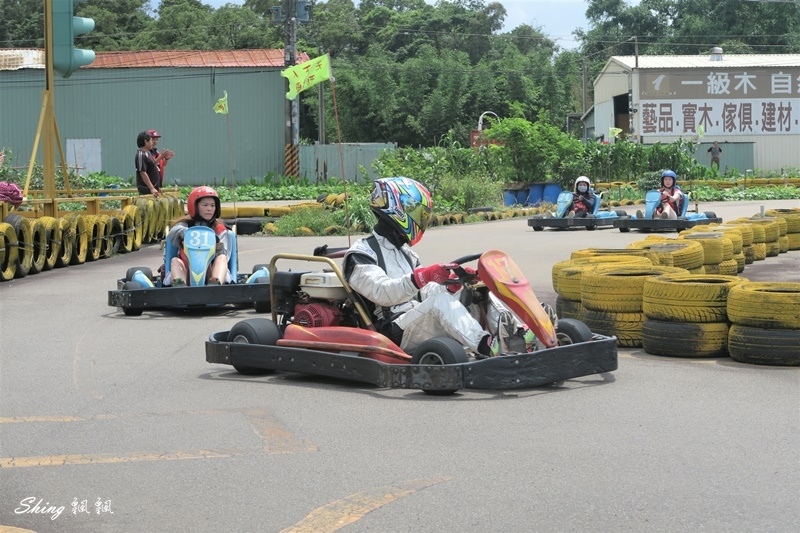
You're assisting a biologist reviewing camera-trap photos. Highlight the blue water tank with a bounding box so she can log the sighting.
[543,182,562,204]
[527,183,545,206]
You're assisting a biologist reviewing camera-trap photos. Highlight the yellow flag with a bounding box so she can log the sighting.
[610,127,623,138]
[281,54,331,100]
[213,91,229,114]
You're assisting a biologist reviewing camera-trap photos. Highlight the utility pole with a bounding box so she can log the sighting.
[283,0,299,177]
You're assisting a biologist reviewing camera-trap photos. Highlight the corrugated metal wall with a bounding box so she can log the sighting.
[693,142,754,175]
[0,66,286,186]
[299,143,397,183]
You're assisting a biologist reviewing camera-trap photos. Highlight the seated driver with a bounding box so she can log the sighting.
[656,170,684,220]
[343,177,535,358]
[567,175,596,218]
[164,186,232,286]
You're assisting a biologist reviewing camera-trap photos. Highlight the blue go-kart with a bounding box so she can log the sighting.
[613,190,721,233]
[108,226,271,316]
[528,191,626,231]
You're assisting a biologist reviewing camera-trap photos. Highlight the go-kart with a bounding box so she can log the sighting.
[108,226,270,316]
[528,190,625,231]
[614,189,721,232]
[205,247,618,395]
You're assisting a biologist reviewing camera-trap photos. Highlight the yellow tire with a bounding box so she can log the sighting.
[54,217,73,267]
[66,213,88,265]
[38,216,61,271]
[552,255,651,297]
[4,214,33,278]
[83,215,102,262]
[114,209,134,254]
[27,218,48,275]
[0,221,18,281]
[123,204,143,251]
[727,282,800,329]
[678,232,732,264]
[628,239,704,270]
[581,265,688,313]
[98,214,114,259]
[642,273,745,323]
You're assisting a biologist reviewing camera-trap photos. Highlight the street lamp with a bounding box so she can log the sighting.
[478,111,499,132]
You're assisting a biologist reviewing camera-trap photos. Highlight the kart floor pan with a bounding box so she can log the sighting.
[206,332,618,391]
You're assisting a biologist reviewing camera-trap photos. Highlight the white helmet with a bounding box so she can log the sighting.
[574,176,591,192]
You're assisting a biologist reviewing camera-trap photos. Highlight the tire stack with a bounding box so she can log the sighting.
[580,264,688,347]
[688,224,746,273]
[732,218,770,262]
[626,238,706,274]
[765,208,800,251]
[552,255,653,322]
[678,232,737,276]
[727,282,800,366]
[0,193,183,282]
[641,273,746,358]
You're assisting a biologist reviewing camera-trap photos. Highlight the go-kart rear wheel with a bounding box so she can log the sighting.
[619,227,631,233]
[411,337,468,396]
[555,318,593,346]
[253,277,271,313]
[126,266,153,282]
[704,211,717,219]
[121,281,144,316]
[228,318,280,375]
[533,226,544,232]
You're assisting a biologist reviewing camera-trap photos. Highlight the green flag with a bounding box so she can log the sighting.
[281,54,331,100]
[213,91,229,114]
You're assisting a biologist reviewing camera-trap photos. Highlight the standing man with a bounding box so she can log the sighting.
[707,141,723,171]
[147,129,174,183]
[135,131,161,197]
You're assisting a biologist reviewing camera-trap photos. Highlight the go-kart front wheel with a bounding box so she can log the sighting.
[411,337,469,396]
[555,318,593,345]
[121,281,144,316]
[227,318,280,375]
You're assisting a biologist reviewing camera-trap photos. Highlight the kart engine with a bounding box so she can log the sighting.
[293,302,342,327]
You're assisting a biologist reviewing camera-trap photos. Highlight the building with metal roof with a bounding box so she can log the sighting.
[592,50,800,174]
[0,49,309,186]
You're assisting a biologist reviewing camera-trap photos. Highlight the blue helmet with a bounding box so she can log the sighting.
[661,170,678,186]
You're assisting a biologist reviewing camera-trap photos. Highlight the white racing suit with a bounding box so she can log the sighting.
[344,232,522,354]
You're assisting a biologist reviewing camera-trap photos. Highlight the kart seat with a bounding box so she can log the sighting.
[164,228,238,284]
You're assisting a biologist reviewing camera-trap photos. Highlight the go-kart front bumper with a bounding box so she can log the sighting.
[109,279,270,311]
[205,331,618,391]
[613,214,722,232]
[528,214,617,231]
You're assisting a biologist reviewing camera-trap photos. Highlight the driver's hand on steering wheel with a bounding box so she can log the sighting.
[446,266,477,294]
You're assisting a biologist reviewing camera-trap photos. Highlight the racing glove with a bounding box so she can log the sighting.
[446,266,477,294]
[411,263,452,289]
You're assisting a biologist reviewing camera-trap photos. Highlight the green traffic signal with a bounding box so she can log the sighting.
[52,0,95,78]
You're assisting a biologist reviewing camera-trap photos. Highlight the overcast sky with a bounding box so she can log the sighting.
[198,0,611,50]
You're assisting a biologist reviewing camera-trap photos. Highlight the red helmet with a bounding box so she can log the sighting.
[147,129,161,138]
[187,186,220,219]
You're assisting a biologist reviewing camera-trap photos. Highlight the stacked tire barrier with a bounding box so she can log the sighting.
[552,255,653,322]
[642,274,747,358]
[766,209,800,250]
[0,193,183,282]
[626,238,706,273]
[678,232,737,275]
[579,265,688,347]
[727,282,800,366]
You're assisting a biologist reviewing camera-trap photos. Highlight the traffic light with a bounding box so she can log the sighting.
[51,0,95,78]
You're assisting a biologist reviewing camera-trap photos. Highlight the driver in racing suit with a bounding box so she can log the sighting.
[344,177,536,358]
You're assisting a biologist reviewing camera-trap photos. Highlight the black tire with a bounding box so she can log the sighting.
[728,324,800,366]
[252,277,271,313]
[615,210,628,217]
[121,281,144,316]
[533,226,544,232]
[227,318,280,375]
[126,266,153,282]
[642,319,729,358]
[411,337,468,396]
[252,263,270,273]
[555,318,593,346]
[619,227,631,233]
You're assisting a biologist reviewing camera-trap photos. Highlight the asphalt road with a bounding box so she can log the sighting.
[1,199,799,533]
